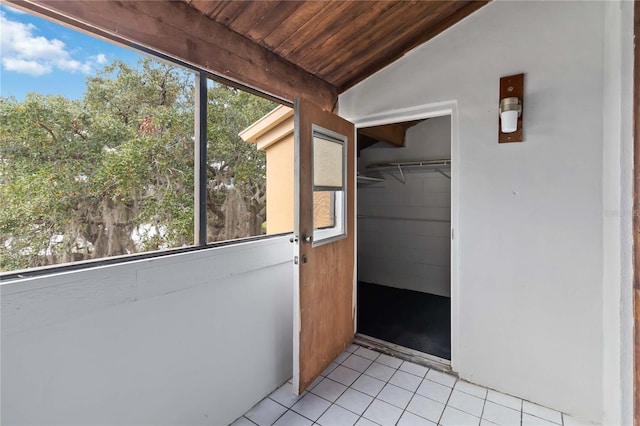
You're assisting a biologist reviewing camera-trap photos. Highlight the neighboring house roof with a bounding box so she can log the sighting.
[239,105,293,151]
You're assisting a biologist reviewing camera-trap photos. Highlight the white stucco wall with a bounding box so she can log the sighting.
[341,1,632,422]
[1,236,293,425]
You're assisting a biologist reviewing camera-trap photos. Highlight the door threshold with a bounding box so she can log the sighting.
[355,333,453,374]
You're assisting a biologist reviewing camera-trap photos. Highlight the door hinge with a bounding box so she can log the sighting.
[451,228,454,240]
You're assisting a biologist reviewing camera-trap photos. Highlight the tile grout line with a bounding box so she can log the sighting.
[351,351,388,426]
[477,387,489,426]
[386,361,431,425]
[283,398,328,426]
[314,375,354,424]
[399,367,473,425]
[392,380,422,426]
[436,377,458,426]
[269,397,297,426]
[484,393,525,414]
[296,375,352,425]
[521,401,565,426]
[316,346,387,425]
[268,376,336,426]
[242,416,259,426]
[399,374,435,425]
[349,348,426,426]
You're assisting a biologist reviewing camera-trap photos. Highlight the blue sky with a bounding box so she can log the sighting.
[0,4,141,100]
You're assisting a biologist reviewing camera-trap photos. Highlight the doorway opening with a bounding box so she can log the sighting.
[356,115,452,363]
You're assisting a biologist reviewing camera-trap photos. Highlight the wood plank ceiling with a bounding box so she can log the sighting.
[185,1,488,92]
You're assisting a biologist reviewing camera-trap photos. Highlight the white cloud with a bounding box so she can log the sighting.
[57,58,93,74]
[0,11,107,76]
[2,58,51,76]
[95,53,107,65]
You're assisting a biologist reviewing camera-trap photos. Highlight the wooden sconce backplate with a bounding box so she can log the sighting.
[499,73,524,143]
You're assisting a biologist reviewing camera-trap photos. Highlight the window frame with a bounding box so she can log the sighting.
[0,13,291,280]
[310,125,348,247]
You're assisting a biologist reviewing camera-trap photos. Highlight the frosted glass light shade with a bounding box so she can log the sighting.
[500,110,519,133]
[313,136,343,189]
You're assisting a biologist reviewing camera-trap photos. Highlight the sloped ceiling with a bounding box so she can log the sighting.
[185,1,489,92]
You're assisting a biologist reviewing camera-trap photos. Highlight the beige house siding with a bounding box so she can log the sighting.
[264,133,294,234]
[240,106,294,234]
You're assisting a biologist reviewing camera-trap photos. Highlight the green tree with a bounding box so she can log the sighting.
[0,57,275,271]
[206,83,274,241]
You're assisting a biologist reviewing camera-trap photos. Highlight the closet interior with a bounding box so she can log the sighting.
[357,115,452,361]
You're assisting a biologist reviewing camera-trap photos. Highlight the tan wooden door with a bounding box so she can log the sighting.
[293,97,355,394]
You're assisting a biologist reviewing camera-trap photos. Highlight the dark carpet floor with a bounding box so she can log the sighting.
[357,281,451,360]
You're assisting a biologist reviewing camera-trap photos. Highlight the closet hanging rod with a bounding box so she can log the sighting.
[366,159,451,184]
[357,215,450,223]
[367,159,451,170]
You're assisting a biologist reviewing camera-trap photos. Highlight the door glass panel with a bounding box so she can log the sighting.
[313,191,335,229]
[313,137,343,188]
[311,126,346,246]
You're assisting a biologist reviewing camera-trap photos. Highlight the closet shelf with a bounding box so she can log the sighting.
[366,159,451,183]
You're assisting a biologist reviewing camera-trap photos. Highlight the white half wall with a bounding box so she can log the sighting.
[1,236,293,425]
[358,116,451,296]
[341,1,629,422]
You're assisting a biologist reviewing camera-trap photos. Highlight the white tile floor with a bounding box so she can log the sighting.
[233,344,595,426]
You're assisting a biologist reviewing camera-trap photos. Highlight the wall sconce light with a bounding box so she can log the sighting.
[500,97,521,133]
[499,73,524,143]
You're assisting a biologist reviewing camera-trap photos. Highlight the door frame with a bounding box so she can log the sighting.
[633,1,639,423]
[345,100,460,371]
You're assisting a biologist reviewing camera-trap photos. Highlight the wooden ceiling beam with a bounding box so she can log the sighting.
[8,0,338,110]
[358,124,406,147]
